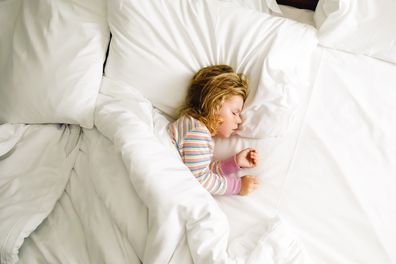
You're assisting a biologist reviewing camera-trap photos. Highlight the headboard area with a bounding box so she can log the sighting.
[276,0,319,10]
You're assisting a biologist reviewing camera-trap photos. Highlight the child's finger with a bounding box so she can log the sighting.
[246,148,255,154]
[249,153,257,165]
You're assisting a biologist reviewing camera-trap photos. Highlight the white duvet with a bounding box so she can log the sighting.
[0,124,81,264]
[94,77,313,264]
[15,127,145,264]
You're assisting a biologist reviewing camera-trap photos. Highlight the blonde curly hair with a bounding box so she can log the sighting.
[179,64,248,134]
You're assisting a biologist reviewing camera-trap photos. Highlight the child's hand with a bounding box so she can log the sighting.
[236,148,257,168]
[239,175,260,196]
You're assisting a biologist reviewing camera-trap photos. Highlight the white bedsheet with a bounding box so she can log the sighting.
[16,128,144,264]
[279,48,396,263]
[0,124,81,264]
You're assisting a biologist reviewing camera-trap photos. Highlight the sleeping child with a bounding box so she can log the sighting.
[168,64,259,196]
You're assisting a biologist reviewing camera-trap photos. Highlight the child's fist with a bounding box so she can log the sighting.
[236,148,257,168]
[239,175,260,196]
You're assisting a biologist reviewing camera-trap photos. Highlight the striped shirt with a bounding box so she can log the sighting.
[169,115,241,195]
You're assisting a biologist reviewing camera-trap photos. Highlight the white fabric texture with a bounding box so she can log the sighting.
[0,124,27,157]
[20,128,144,264]
[94,77,312,264]
[105,0,317,138]
[3,1,395,263]
[314,0,396,64]
[280,48,396,263]
[0,125,81,264]
[0,0,110,127]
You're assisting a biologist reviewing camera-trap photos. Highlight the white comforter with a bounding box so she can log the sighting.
[0,124,81,264]
[93,77,312,264]
[0,118,309,264]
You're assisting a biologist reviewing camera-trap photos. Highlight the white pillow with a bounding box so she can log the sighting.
[217,0,282,14]
[105,0,317,138]
[0,0,110,128]
[314,0,396,64]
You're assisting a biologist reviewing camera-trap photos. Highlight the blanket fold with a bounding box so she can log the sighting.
[94,77,312,264]
[0,124,81,264]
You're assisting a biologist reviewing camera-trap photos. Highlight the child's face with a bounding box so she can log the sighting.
[215,95,243,138]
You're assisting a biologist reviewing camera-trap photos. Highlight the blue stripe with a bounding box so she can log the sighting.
[183,153,209,156]
[184,159,211,165]
[191,130,208,134]
[184,137,210,142]
[191,167,206,172]
[182,145,209,149]
[213,180,223,194]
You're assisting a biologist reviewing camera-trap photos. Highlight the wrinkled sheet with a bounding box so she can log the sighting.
[0,124,81,264]
[16,128,144,264]
[279,48,396,263]
[314,0,396,64]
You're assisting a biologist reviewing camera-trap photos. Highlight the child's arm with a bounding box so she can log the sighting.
[180,129,240,195]
[211,147,257,176]
[210,156,239,176]
[212,156,259,195]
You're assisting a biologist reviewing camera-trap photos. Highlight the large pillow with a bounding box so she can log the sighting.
[314,0,396,64]
[105,0,317,138]
[0,0,110,128]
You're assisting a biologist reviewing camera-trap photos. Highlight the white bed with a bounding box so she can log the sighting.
[280,48,396,263]
[1,0,395,263]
